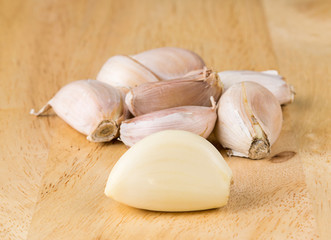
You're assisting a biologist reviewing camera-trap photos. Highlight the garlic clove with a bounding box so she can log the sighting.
[120,99,217,147]
[96,55,160,90]
[131,47,205,80]
[217,70,295,105]
[215,82,283,159]
[261,70,279,75]
[125,68,222,116]
[30,80,127,142]
[105,130,233,212]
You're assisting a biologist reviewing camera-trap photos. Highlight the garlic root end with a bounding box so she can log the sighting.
[87,120,119,142]
[248,138,270,159]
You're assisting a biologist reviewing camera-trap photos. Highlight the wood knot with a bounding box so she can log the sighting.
[270,151,296,163]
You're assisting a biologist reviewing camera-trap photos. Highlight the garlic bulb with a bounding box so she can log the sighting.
[120,99,217,147]
[125,68,222,116]
[215,82,282,159]
[217,70,295,105]
[131,47,205,80]
[96,55,160,90]
[105,130,233,212]
[30,80,127,142]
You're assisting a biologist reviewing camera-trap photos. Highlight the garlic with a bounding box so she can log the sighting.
[30,80,127,142]
[96,48,205,90]
[131,47,205,80]
[215,82,283,159]
[218,70,295,105]
[96,55,160,91]
[120,98,217,147]
[105,130,233,212]
[125,68,222,116]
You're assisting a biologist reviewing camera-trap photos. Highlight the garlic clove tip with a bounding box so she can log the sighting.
[289,84,296,103]
[30,104,51,116]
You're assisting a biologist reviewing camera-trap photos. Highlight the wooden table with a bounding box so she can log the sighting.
[1,0,330,239]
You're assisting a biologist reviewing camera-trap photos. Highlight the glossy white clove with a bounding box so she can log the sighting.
[105,130,233,212]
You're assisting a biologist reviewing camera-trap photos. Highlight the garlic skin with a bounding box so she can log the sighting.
[30,80,126,142]
[132,47,205,80]
[125,69,222,116]
[218,70,295,105]
[105,130,233,212]
[215,82,283,159]
[120,101,217,147]
[96,55,160,90]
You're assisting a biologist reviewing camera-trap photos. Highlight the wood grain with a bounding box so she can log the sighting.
[0,0,330,239]
[263,1,331,238]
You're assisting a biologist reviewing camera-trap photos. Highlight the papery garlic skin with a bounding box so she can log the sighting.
[105,130,233,212]
[217,70,295,105]
[131,47,205,80]
[30,80,126,142]
[215,82,282,159]
[120,103,217,147]
[125,69,222,116]
[96,55,160,90]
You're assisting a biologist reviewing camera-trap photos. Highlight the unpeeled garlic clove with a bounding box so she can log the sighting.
[217,70,295,105]
[215,82,283,159]
[120,99,217,147]
[131,47,205,80]
[125,68,222,116]
[105,130,233,212]
[30,80,127,142]
[96,55,160,91]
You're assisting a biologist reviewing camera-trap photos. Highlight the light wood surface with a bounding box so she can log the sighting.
[0,0,330,239]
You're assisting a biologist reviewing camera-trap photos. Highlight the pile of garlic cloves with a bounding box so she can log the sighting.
[31,47,294,159]
[31,47,295,212]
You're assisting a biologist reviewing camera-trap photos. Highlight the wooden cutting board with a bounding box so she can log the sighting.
[1,0,330,239]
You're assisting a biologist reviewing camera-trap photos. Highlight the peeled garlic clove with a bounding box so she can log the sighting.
[97,55,160,90]
[30,80,126,142]
[131,47,205,80]
[120,100,217,147]
[105,130,233,212]
[125,68,222,116]
[217,70,295,105]
[215,82,283,159]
